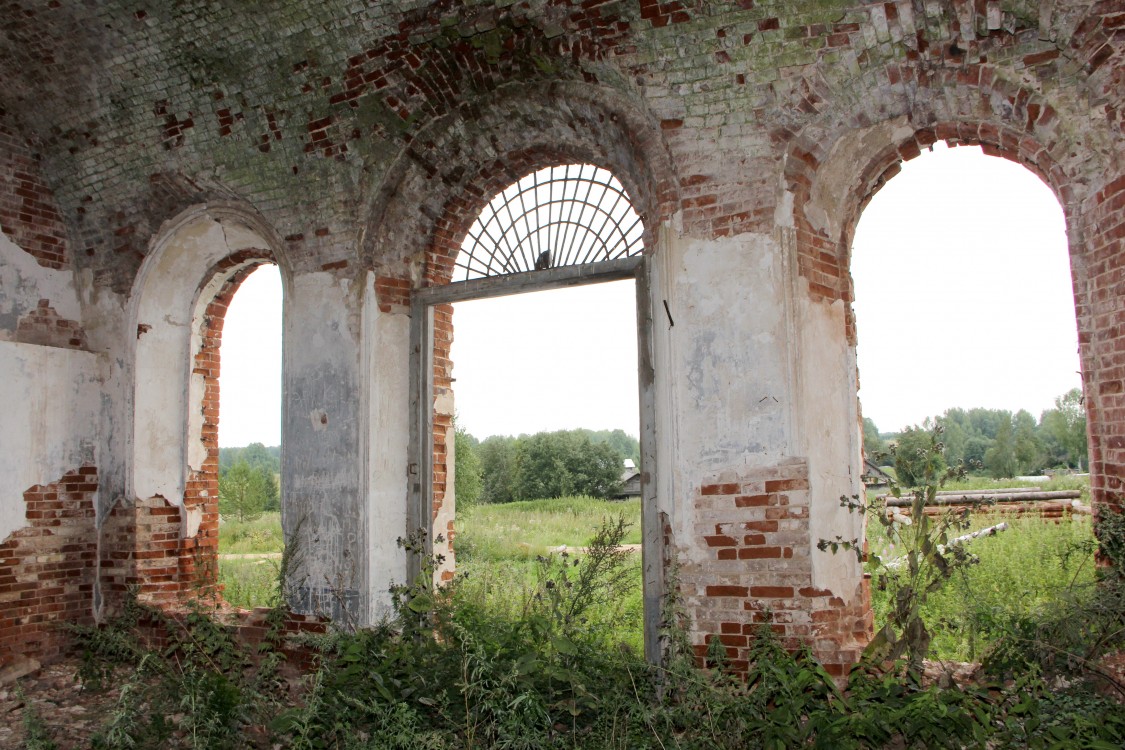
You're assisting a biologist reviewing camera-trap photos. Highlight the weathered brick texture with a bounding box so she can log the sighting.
[1083,174,1125,514]
[0,0,1119,673]
[681,462,871,675]
[0,467,97,664]
[100,252,272,614]
[0,112,68,268]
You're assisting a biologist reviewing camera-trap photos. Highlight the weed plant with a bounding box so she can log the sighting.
[58,512,1125,749]
[220,558,282,610]
[56,465,1125,748]
[866,514,1097,661]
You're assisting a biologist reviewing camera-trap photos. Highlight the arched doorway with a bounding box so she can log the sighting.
[409,163,663,662]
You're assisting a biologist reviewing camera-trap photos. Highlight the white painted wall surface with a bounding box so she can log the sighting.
[0,341,100,541]
[362,272,410,621]
[130,209,280,508]
[654,230,795,546]
[793,288,865,599]
[283,269,366,618]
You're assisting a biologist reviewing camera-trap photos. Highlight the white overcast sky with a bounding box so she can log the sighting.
[218,142,1080,446]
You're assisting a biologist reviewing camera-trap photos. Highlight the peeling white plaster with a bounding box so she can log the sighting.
[808,116,914,239]
[184,505,202,538]
[794,287,864,600]
[0,232,84,338]
[130,210,276,507]
[363,271,410,620]
[0,341,100,541]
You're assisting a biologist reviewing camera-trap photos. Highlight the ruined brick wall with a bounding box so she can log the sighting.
[683,462,871,677]
[0,1,1119,670]
[100,251,273,614]
[1083,174,1125,514]
[0,467,97,663]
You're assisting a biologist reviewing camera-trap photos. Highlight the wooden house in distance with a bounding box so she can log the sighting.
[616,459,642,499]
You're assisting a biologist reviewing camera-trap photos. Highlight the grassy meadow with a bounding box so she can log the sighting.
[218,487,1099,662]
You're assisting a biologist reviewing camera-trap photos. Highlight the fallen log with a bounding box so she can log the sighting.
[884,490,1081,507]
[884,523,1009,568]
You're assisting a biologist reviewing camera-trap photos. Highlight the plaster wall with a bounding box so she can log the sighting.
[130,211,277,507]
[656,228,794,526]
[0,232,82,338]
[792,286,865,598]
[0,341,100,541]
[362,271,410,621]
[282,269,367,620]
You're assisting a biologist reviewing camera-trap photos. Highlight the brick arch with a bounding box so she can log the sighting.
[784,65,1125,517]
[783,62,1091,333]
[366,81,675,581]
[835,121,1071,345]
[365,80,679,280]
[105,204,287,613]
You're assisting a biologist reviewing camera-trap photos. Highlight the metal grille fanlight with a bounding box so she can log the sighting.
[454,164,644,282]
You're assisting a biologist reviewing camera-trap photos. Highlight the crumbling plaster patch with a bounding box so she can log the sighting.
[130,207,281,507]
[282,269,367,619]
[792,284,865,600]
[666,231,793,474]
[805,116,916,241]
[0,232,83,337]
[0,341,100,541]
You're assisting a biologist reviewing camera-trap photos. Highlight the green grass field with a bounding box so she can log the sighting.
[455,495,641,560]
[218,491,1098,662]
[218,511,285,554]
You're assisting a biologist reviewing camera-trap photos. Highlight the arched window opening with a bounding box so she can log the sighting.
[211,264,284,609]
[852,142,1079,455]
[454,164,644,281]
[447,280,644,648]
[412,161,660,662]
[851,143,1088,663]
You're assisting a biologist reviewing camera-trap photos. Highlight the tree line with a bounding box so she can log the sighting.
[865,388,1088,484]
[455,428,639,505]
[217,442,280,522]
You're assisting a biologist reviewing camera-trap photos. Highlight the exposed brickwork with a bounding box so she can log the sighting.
[0,0,1118,675]
[375,273,411,314]
[0,111,68,268]
[0,467,97,664]
[1083,174,1125,514]
[681,462,871,675]
[98,494,189,610]
[14,299,88,350]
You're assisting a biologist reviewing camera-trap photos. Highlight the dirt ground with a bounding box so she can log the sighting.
[0,658,123,749]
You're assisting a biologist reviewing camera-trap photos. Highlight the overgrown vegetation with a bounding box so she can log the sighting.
[827,425,1124,693]
[66,430,1120,747]
[56,504,1125,749]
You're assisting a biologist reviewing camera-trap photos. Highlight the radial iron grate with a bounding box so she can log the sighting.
[454,164,644,282]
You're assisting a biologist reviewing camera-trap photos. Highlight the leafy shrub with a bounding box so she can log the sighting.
[62,505,1125,749]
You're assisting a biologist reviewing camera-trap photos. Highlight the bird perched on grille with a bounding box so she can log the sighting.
[534,250,551,270]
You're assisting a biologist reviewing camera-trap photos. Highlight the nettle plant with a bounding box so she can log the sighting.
[820,426,978,673]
